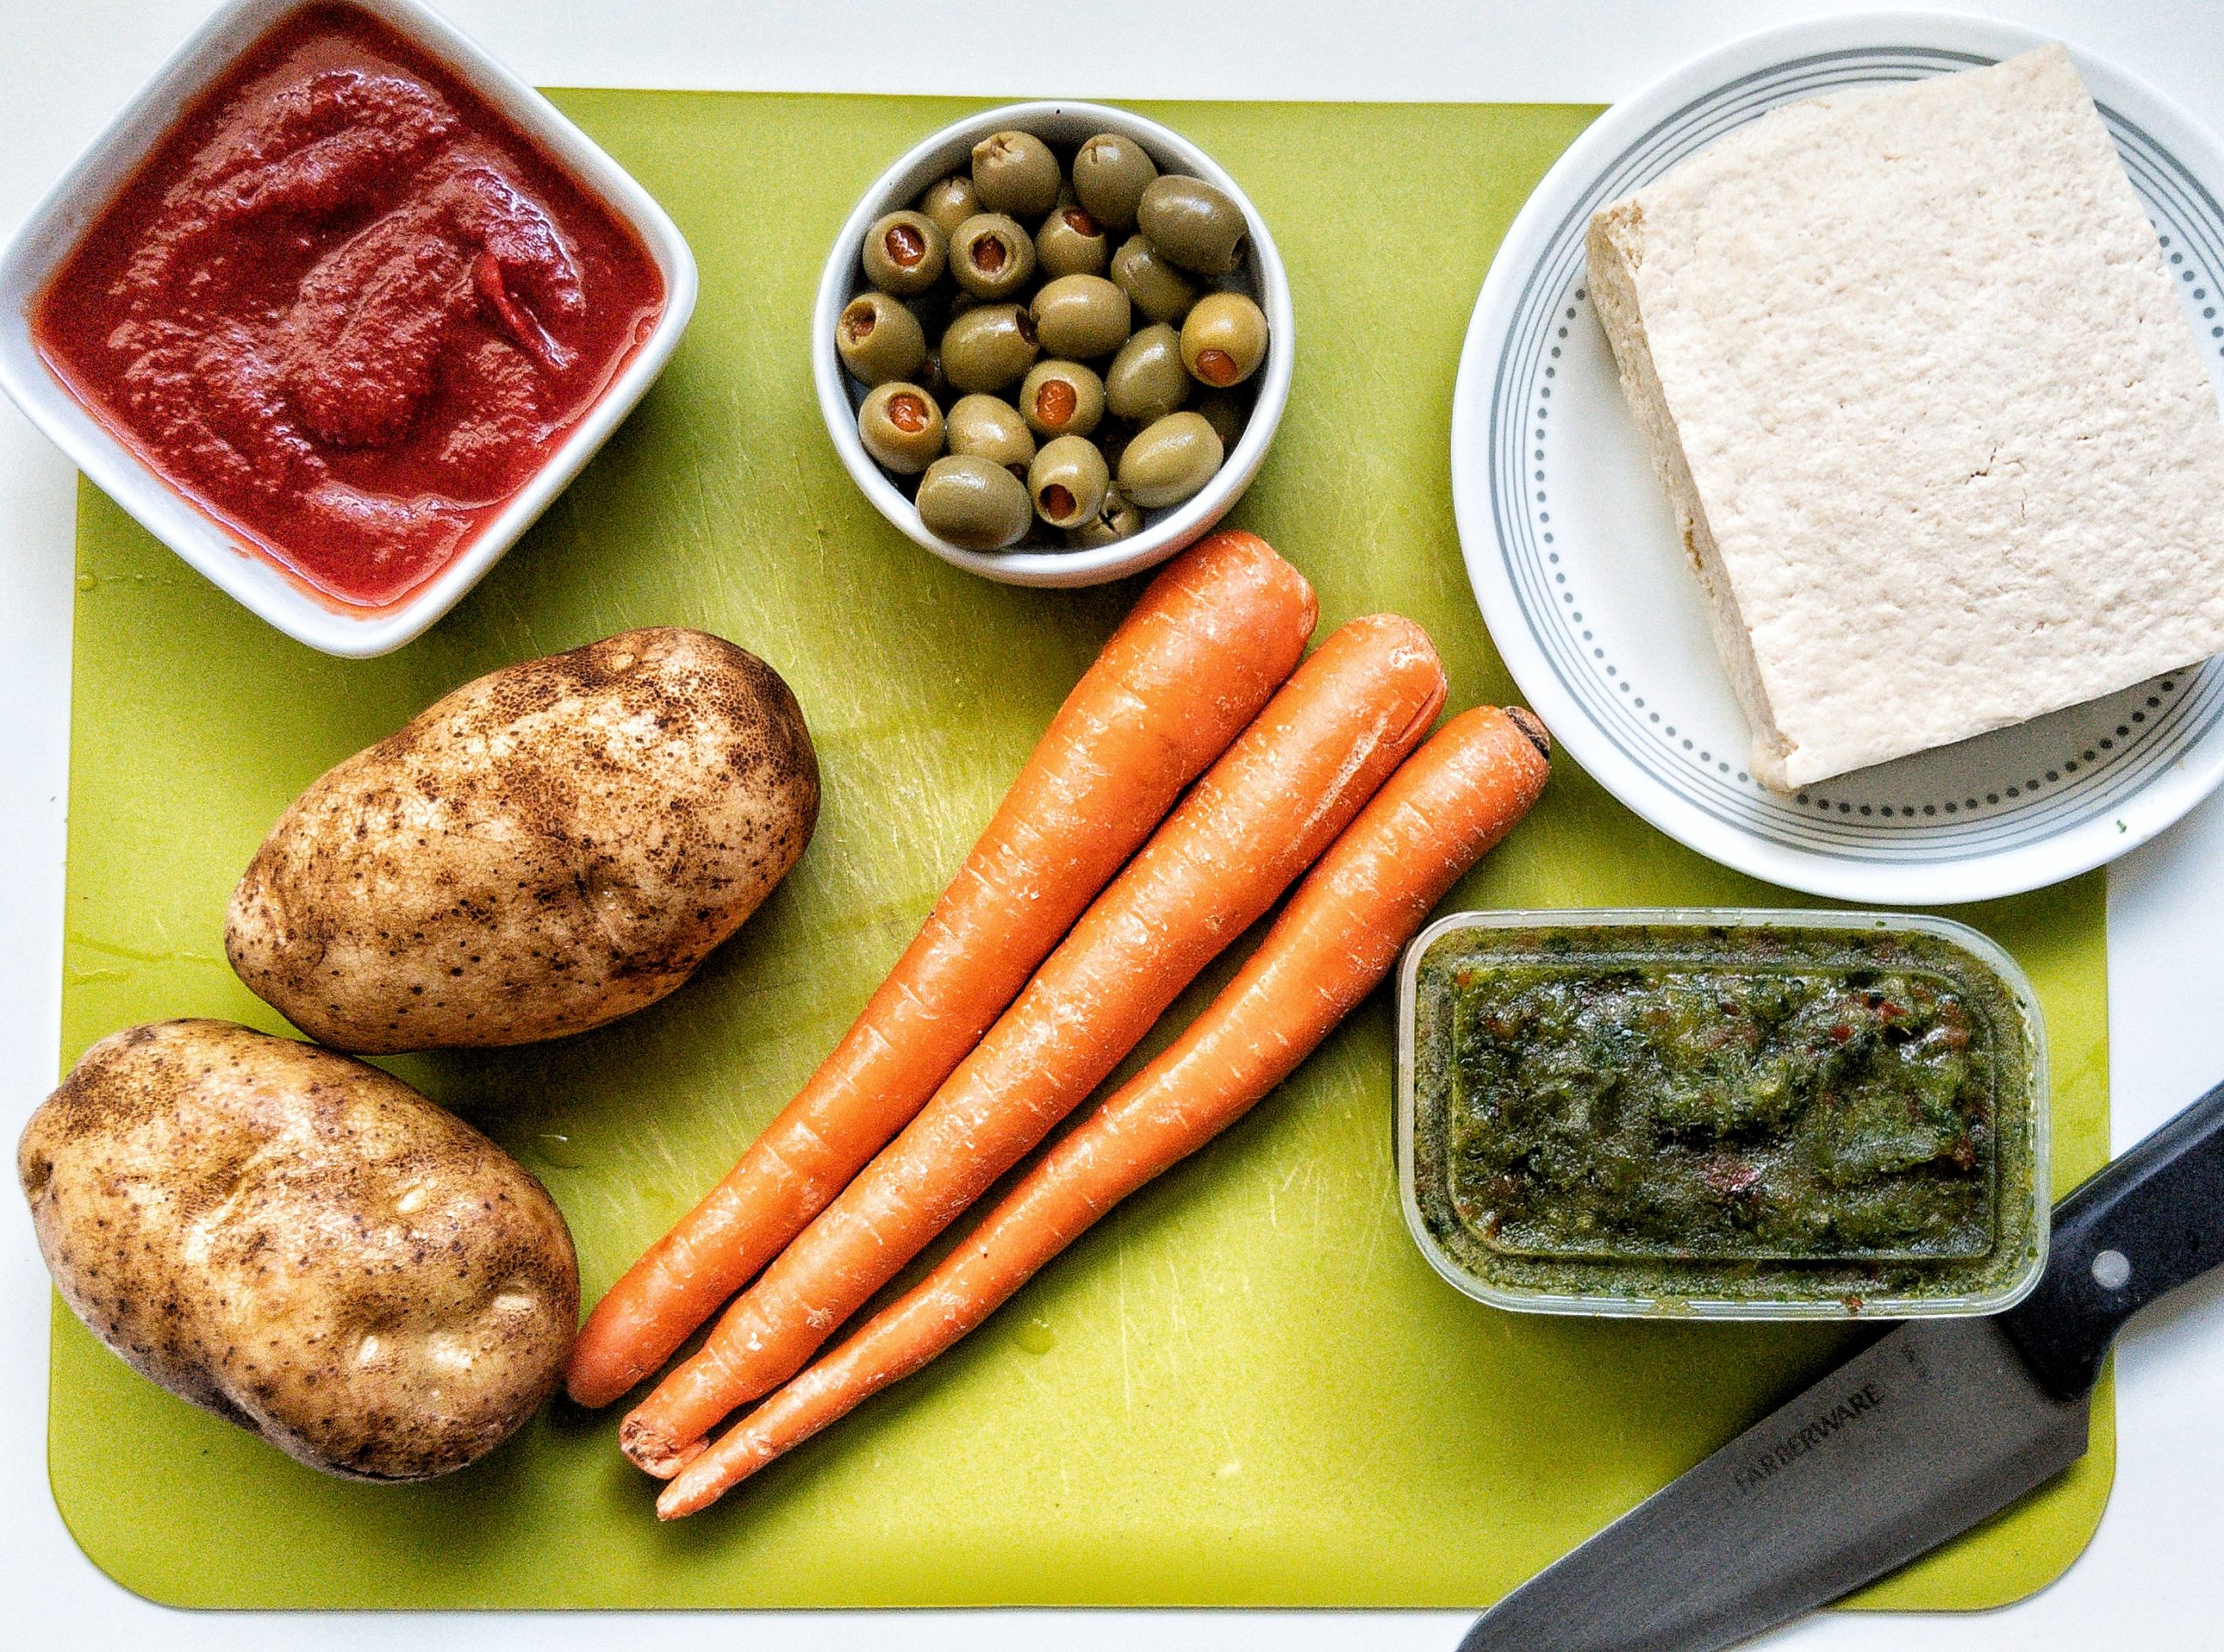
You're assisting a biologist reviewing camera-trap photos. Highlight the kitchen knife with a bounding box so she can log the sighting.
[1460,1076,2224,1652]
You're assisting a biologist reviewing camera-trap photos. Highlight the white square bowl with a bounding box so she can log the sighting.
[0,0,697,657]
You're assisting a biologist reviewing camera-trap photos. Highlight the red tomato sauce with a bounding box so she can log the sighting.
[34,3,666,608]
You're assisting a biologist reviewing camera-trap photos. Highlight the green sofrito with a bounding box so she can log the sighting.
[1406,922,2044,1312]
[1454,964,1995,1261]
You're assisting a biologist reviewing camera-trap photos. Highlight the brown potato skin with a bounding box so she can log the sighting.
[226,627,819,1052]
[17,1021,579,1482]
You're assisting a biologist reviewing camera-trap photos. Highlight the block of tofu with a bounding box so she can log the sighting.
[1586,44,2224,791]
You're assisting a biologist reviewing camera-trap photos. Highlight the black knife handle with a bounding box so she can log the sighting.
[2000,1077,2224,1399]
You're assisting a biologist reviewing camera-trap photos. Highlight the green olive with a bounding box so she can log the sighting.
[1104,323,1190,423]
[1066,485,1143,549]
[1109,235,1199,327]
[1190,387,1248,452]
[1019,360,1105,439]
[1117,410,1224,509]
[917,454,1034,551]
[862,209,946,296]
[1135,175,1248,275]
[1071,134,1158,235]
[916,174,980,239]
[1180,291,1268,388]
[950,213,1037,300]
[940,304,1039,393]
[857,382,945,474]
[945,393,1036,475]
[1028,435,1110,530]
[837,290,928,386]
[1030,274,1131,359]
[1036,202,1109,281]
[970,130,1062,217]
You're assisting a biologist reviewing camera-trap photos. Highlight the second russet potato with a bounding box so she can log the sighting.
[20,1020,579,1482]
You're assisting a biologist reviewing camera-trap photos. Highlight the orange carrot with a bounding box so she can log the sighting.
[621,614,1450,1470]
[565,532,1316,1407]
[655,705,1552,1516]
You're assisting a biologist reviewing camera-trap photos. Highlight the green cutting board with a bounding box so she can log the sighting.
[50,92,2113,1611]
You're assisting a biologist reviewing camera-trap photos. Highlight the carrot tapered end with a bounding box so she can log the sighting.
[1504,705,1552,760]
[657,1437,754,1519]
[619,1413,705,1478]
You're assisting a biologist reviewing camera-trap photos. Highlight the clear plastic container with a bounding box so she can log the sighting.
[1396,908,2049,1319]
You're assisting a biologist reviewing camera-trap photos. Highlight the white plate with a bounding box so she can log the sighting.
[1450,13,2224,905]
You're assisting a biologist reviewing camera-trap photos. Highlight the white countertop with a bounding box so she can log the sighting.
[3,3,2221,1646]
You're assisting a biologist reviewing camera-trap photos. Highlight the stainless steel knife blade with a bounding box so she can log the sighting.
[1460,1316,2091,1652]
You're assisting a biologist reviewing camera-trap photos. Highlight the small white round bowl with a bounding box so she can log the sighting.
[814,101,1294,589]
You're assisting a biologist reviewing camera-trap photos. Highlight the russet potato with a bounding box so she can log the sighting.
[226,627,818,1052]
[18,1020,577,1481]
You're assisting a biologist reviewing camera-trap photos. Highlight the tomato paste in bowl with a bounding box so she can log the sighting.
[6,0,685,638]
[35,2,665,607]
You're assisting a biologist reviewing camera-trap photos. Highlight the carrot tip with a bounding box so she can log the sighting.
[1504,705,1552,759]
[631,1444,699,1479]
[656,1460,725,1519]
[619,1415,705,1478]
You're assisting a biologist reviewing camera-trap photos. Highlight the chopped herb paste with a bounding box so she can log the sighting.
[1449,964,1994,1260]
[1405,921,2044,1312]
